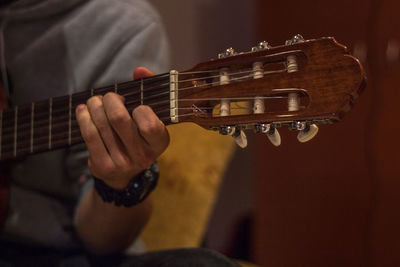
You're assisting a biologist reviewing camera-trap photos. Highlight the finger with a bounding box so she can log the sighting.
[131,105,170,155]
[102,92,153,169]
[86,96,130,168]
[75,104,114,172]
[133,67,155,80]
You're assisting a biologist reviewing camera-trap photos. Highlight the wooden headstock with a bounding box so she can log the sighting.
[171,36,366,146]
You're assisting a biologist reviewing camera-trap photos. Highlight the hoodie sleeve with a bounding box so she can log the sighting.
[64,0,170,94]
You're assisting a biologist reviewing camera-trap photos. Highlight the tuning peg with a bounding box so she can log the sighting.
[251,41,270,52]
[285,34,305,45]
[296,123,319,143]
[218,47,236,58]
[231,127,248,148]
[267,128,281,147]
[219,126,233,135]
[255,123,281,147]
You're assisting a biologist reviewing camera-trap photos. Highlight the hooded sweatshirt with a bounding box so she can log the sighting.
[0,0,169,249]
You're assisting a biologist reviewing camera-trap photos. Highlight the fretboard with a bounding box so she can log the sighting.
[0,73,171,161]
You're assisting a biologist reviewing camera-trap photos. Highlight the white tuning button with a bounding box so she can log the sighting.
[266,128,281,147]
[256,124,281,147]
[231,128,248,148]
[297,124,319,143]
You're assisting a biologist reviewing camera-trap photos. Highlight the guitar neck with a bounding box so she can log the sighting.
[0,73,172,161]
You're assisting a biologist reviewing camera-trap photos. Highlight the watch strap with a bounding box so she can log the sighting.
[93,162,159,207]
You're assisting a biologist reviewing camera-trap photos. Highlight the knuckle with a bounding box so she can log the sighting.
[136,105,151,112]
[132,105,152,117]
[86,95,103,107]
[108,109,130,125]
[104,92,117,99]
[140,119,164,136]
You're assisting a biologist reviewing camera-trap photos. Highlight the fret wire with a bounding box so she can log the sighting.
[0,98,171,153]
[0,74,173,157]
[68,94,72,145]
[0,92,171,143]
[49,97,52,150]
[91,88,94,96]
[114,83,118,93]
[14,106,18,157]
[30,102,34,153]
[5,127,83,152]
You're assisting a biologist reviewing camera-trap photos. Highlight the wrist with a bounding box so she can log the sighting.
[93,162,159,207]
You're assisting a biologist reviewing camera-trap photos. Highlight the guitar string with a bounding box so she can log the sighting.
[6,67,286,128]
[0,89,293,144]
[5,61,288,129]
[89,66,286,103]
[0,95,291,152]
[120,66,285,95]
[2,66,295,135]
[2,94,287,138]
[0,68,292,154]
[120,67,287,101]
[87,68,286,110]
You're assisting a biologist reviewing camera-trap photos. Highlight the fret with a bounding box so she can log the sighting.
[32,99,50,155]
[140,79,144,105]
[142,75,170,108]
[49,98,52,149]
[0,72,172,161]
[1,109,14,159]
[71,91,91,145]
[13,106,18,157]
[30,102,34,153]
[68,94,72,145]
[16,104,33,157]
[51,95,71,150]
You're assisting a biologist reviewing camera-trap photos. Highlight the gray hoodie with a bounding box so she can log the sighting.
[0,0,169,248]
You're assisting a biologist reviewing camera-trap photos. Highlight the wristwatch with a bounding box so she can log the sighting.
[93,162,159,207]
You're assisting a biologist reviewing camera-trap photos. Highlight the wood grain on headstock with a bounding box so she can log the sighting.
[176,38,366,129]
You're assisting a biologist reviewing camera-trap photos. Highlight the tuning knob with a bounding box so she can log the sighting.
[251,41,270,52]
[297,123,319,143]
[285,34,305,45]
[219,126,233,135]
[231,127,248,148]
[255,123,281,147]
[267,128,281,147]
[218,47,235,58]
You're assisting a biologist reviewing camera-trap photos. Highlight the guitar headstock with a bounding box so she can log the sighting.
[172,35,366,147]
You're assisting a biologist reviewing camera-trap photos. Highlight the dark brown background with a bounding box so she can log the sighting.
[253,0,400,266]
[149,0,400,265]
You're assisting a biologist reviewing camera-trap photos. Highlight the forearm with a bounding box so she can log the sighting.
[76,186,152,254]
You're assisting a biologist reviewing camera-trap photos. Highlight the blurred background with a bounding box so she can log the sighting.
[147,0,400,266]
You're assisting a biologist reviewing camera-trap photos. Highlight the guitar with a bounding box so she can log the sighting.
[0,35,366,227]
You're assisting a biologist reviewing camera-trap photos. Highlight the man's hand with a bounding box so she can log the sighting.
[76,67,169,189]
